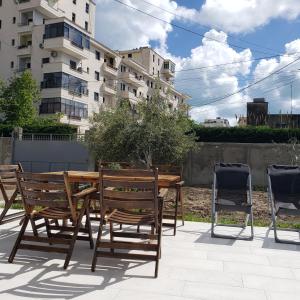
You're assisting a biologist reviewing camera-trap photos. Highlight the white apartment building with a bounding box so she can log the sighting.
[203,117,230,128]
[0,0,189,132]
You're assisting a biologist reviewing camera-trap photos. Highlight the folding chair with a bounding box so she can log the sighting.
[9,172,94,269]
[154,164,184,235]
[0,164,24,225]
[211,163,254,240]
[267,165,300,245]
[91,168,163,278]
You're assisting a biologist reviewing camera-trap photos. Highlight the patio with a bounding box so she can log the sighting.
[0,214,299,300]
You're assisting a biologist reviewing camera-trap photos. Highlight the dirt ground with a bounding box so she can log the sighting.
[166,187,270,222]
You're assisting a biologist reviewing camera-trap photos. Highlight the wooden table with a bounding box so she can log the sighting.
[47,171,180,188]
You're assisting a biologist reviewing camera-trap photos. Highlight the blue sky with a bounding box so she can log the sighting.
[95,0,300,124]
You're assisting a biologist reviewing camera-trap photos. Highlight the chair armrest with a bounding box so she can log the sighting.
[159,188,169,199]
[175,181,184,187]
[72,187,97,199]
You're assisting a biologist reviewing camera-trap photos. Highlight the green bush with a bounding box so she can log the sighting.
[193,126,300,143]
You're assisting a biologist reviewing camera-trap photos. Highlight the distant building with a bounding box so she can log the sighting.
[247,98,268,126]
[238,116,247,127]
[246,98,300,128]
[203,117,230,128]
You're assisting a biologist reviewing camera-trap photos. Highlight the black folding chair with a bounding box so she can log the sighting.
[211,163,254,240]
[267,165,300,245]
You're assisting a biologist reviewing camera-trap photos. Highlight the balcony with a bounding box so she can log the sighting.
[42,62,87,81]
[162,60,175,79]
[122,72,144,87]
[17,22,34,34]
[43,37,89,59]
[102,63,118,77]
[119,90,138,103]
[17,45,32,56]
[101,83,117,96]
[16,0,64,18]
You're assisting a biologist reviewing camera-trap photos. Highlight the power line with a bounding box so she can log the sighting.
[113,0,290,57]
[191,56,300,107]
[137,0,282,56]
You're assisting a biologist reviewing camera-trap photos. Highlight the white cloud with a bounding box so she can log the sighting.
[178,0,300,34]
[95,0,177,50]
[174,30,252,124]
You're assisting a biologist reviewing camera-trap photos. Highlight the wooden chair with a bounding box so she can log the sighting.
[0,164,25,225]
[8,172,95,269]
[91,168,163,278]
[154,164,184,235]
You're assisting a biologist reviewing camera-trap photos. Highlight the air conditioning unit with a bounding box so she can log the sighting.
[51,51,58,57]
[39,43,44,49]
[77,67,82,72]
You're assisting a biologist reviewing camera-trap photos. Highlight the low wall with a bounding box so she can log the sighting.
[183,142,298,187]
[0,137,13,164]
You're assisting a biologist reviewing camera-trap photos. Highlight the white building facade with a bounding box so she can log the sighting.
[0,0,189,132]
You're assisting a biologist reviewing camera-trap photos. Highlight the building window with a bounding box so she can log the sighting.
[0,20,2,29]
[42,57,50,64]
[128,53,132,58]
[70,60,77,70]
[153,67,154,75]
[158,58,160,65]
[42,72,88,96]
[94,92,99,101]
[150,81,153,88]
[12,39,15,46]
[73,0,76,4]
[86,3,90,13]
[44,22,90,50]
[146,80,149,87]
[10,61,14,68]
[87,67,89,73]
[72,13,76,23]
[120,83,126,91]
[13,17,16,24]
[103,97,105,103]
[153,54,155,62]
[0,0,2,7]
[95,71,100,81]
[40,98,88,119]
[85,21,88,31]
[95,50,100,60]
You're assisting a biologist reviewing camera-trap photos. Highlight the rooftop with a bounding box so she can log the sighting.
[0,215,299,299]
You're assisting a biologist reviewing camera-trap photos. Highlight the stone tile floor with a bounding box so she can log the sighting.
[0,212,300,300]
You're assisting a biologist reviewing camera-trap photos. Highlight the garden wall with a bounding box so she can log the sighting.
[0,137,13,164]
[183,142,299,187]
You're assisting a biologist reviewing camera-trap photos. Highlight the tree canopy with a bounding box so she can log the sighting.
[0,71,40,127]
[87,88,196,168]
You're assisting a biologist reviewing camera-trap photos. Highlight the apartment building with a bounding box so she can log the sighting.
[0,0,189,132]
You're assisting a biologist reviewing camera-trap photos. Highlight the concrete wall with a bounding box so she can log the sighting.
[183,142,298,187]
[0,138,13,164]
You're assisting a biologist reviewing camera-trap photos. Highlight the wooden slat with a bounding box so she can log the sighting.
[104,190,154,200]
[102,180,154,189]
[21,235,72,245]
[95,251,157,261]
[19,172,64,182]
[23,189,67,200]
[112,231,158,240]
[0,165,19,171]
[96,241,158,251]
[20,181,65,190]
[102,169,155,177]
[104,200,154,210]
[18,243,68,254]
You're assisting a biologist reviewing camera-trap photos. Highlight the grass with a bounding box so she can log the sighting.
[184,213,300,229]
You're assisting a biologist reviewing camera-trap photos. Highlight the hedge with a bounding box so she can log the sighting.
[0,123,76,137]
[193,126,300,143]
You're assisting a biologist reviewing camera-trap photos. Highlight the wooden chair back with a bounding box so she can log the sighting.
[16,172,76,220]
[154,164,182,178]
[99,168,159,227]
[0,164,22,201]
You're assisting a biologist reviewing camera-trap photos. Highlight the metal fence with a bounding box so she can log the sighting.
[17,133,86,142]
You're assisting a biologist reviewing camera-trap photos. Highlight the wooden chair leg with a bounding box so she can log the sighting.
[174,190,179,236]
[155,223,162,278]
[179,187,184,226]
[8,215,29,263]
[85,204,94,250]
[30,216,39,237]
[44,218,52,245]
[109,221,114,254]
[64,205,86,269]
[91,220,104,272]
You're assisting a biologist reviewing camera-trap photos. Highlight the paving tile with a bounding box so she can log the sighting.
[182,282,267,300]
[224,261,294,279]
[207,251,270,265]
[168,266,243,287]
[243,274,300,293]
